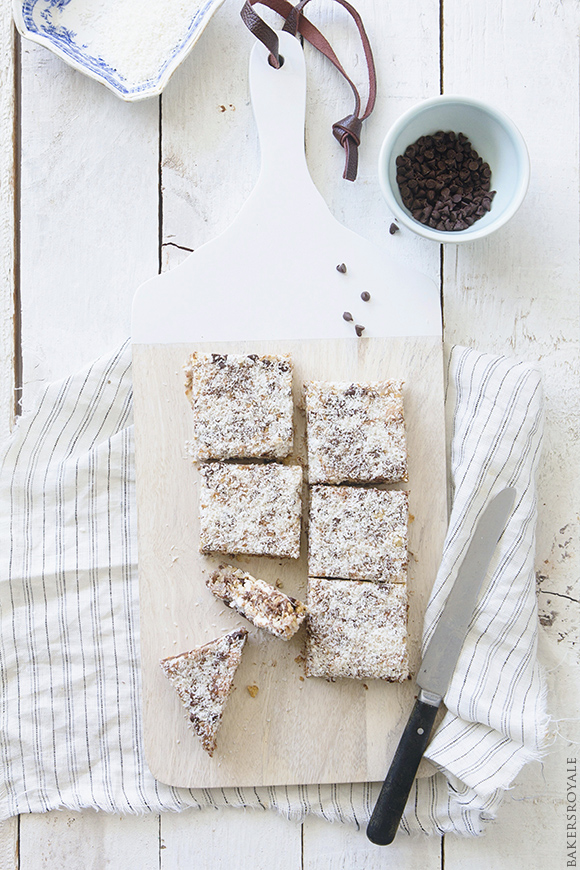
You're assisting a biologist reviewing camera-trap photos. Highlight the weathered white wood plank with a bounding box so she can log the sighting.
[0,11,17,438]
[303,814,441,869]
[13,0,577,868]
[17,29,162,870]
[0,6,18,869]
[157,0,443,865]
[19,40,160,410]
[0,818,18,870]
[161,808,302,869]
[441,0,580,863]
[19,811,159,870]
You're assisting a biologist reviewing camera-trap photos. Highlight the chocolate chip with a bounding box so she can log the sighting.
[389,222,400,234]
[360,291,371,302]
[343,311,353,322]
[336,263,347,273]
[355,324,365,337]
[395,131,495,232]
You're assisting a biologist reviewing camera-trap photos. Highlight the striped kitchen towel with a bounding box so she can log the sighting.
[0,341,547,836]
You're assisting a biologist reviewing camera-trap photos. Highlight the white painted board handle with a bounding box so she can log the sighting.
[131,33,441,344]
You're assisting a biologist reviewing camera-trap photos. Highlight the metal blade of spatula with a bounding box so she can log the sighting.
[132,32,440,344]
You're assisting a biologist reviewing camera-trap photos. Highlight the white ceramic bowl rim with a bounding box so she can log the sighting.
[378,94,530,243]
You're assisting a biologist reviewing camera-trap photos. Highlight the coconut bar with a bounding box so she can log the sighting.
[207,564,307,640]
[199,462,302,559]
[308,485,408,583]
[304,380,407,484]
[184,352,294,461]
[160,627,248,756]
[305,577,409,681]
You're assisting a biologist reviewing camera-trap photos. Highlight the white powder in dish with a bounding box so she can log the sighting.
[47,0,220,85]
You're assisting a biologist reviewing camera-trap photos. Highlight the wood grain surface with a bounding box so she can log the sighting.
[133,337,446,787]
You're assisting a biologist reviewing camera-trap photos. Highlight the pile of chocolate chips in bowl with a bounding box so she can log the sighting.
[396,130,496,232]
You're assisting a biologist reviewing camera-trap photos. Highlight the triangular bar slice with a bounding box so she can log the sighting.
[160,627,248,756]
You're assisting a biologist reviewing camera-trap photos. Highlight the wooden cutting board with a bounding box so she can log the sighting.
[132,33,447,789]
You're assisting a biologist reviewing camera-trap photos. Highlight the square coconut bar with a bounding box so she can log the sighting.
[199,462,302,559]
[308,485,408,583]
[305,577,409,681]
[184,352,294,461]
[304,380,407,484]
[207,564,307,640]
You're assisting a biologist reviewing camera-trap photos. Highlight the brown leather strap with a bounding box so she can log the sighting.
[240,0,283,68]
[240,0,377,181]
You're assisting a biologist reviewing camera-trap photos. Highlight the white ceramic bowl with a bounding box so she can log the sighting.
[12,0,226,101]
[378,95,530,243]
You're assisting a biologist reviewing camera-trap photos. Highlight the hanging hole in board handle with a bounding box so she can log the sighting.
[268,53,285,68]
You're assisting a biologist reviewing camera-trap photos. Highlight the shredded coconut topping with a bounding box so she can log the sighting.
[207,564,307,640]
[308,486,408,583]
[185,352,294,461]
[305,578,409,681]
[304,380,407,485]
[160,628,248,756]
[199,462,302,559]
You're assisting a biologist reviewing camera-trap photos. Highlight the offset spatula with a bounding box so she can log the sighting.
[366,487,516,845]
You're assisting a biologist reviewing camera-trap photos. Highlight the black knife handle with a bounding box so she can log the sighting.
[366,698,440,845]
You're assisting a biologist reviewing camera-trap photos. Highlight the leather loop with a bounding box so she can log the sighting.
[332,114,363,182]
[240,0,376,180]
[333,115,363,145]
[240,0,282,68]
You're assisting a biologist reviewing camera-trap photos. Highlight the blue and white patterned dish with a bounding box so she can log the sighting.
[13,0,227,100]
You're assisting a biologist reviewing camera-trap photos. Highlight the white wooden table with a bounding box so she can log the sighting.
[0,0,578,867]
